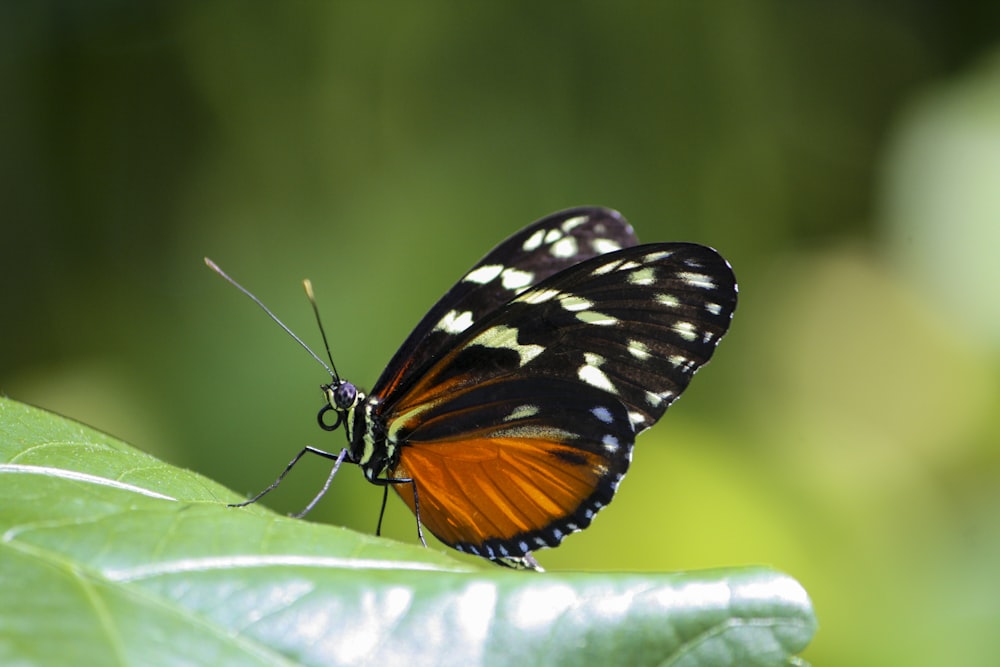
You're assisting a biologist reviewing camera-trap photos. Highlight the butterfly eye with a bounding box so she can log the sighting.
[330,381,358,410]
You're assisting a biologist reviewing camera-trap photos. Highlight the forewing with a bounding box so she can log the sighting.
[373,207,638,399]
[386,242,737,433]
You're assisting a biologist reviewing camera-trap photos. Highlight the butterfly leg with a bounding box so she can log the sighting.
[229,446,350,518]
[371,476,428,548]
[291,447,351,518]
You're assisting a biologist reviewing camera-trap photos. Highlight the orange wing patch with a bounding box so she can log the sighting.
[390,435,617,551]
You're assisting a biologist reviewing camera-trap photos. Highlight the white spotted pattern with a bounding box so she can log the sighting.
[560,294,593,312]
[518,288,562,305]
[643,250,673,262]
[592,238,623,254]
[522,229,545,252]
[627,340,651,360]
[655,293,681,308]
[560,215,588,233]
[578,352,617,393]
[671,321,699,342]
[590,406,614,424]
[469,324,544,367]
[500,267,534,291]
[627,267,656,286]
[591,260,622,276]
[668,354,695,372]
[435,309,475,334]
[504,404,540,421]
[550,236,578,258]
[464,264,504,284]
[678,271,716,289]
[575,310,618,326]
[644,390,663,407]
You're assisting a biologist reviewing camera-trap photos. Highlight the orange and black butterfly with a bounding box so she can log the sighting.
[209,207,737,570]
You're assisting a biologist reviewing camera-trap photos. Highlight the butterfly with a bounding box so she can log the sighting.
[208,207,737,570]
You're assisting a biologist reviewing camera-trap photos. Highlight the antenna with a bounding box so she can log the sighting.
[303,279,340,381]
[204,258,337,379]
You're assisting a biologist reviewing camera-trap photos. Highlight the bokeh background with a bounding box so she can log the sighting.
[3,3,999,665]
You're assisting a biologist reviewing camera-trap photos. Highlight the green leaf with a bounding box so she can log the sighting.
[0,397,816,666]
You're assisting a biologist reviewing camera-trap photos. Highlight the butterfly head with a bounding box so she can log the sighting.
[317,380,362,431]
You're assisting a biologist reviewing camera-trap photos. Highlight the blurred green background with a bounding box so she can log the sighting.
[3,2,999,665]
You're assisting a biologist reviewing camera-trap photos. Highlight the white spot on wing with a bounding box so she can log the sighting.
[672,321,699,341]
[668,354,694,371]
[627,340,650,360]
[561,215,588,233]
[590,406,614,424]
[628,267,656,286]
[434,309,474,334]
[544,229,563,244]
[469,325,544,366]
[464,264,504,284]
[592,238,622,254]
[578,352,617,393]
[644,250,673,262]
[602,434,620,452]
[655,293,681,308]
[505,404,540,421]
[705,302,723,315]
[678,271,716,289]
[592,260,621,276]
[559,294,593,312]
[576,311,618,326]
[522,229,545,251]
[500,267,534,291]
[518,288,562,304]
[550,236,578,258]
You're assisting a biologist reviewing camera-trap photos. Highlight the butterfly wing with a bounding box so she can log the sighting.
[381,241,737,561]
[373,207,639,400]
